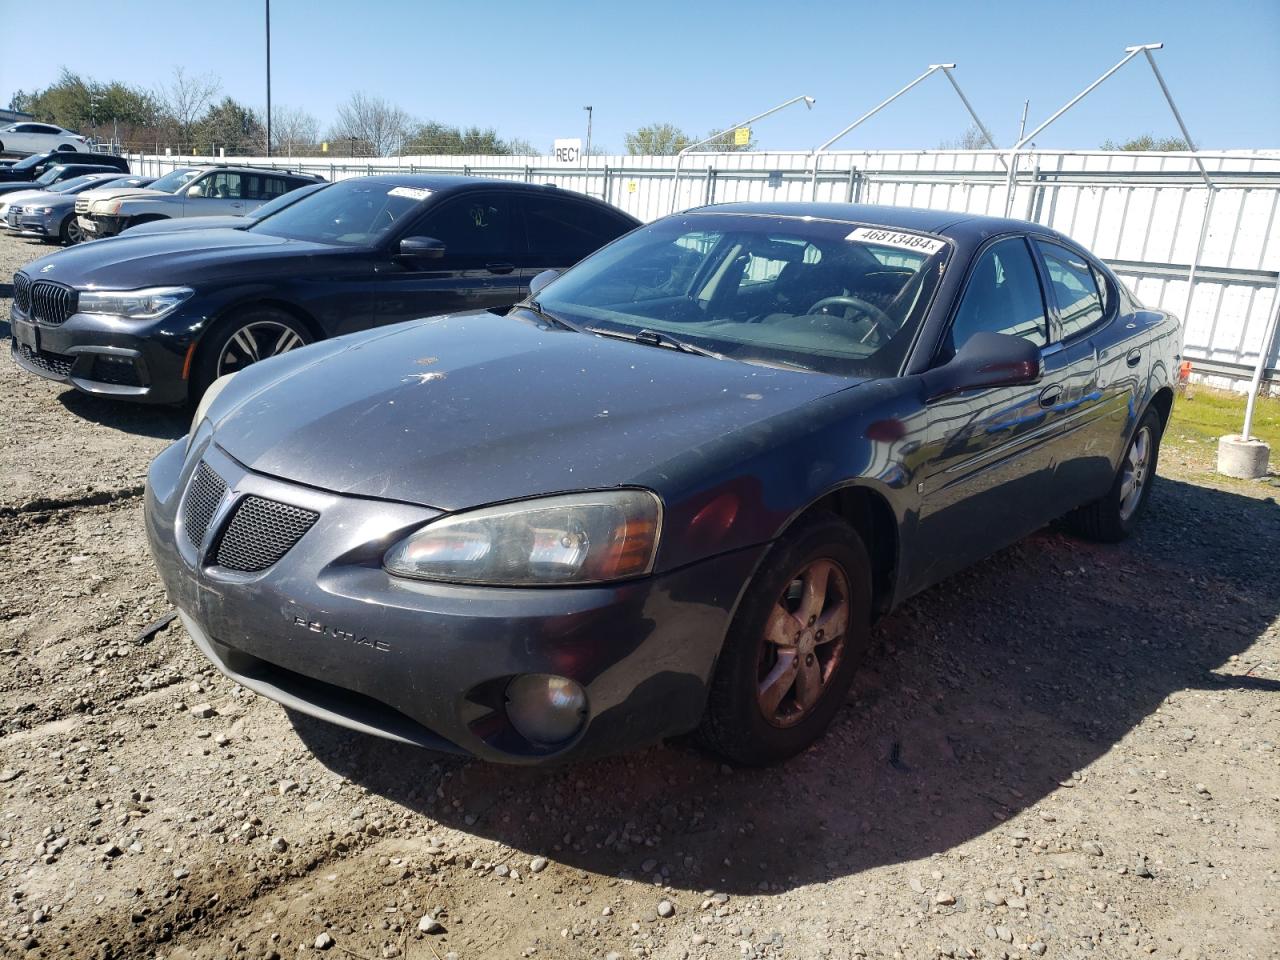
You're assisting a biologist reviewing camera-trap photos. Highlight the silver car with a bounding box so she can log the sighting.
[4,174,152,244]
[77,164,325,239]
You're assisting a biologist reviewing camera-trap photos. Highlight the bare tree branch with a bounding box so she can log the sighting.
[157,66,221,151]
[328,92,410,157]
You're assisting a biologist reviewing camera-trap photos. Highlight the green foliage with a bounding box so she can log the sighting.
[402,121,535,156]
[624,123,692,156]
[1100,134,1192,152]
[196,97,265,155]
[698,127,757,152]
[10,68,160,134]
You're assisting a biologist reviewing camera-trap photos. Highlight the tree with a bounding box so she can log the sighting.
[196,97,265,155]
[697,126,757,152]
[9,69,160,137]
[1100,135,1191,152]
[329,92,410,157]
[401,121,535,156]
[937,124,993,150]
[158,67,221,151]
[624,123,691,156]
[270,105,320,157]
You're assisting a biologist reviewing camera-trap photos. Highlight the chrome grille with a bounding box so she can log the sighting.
[13,342,74,377]
[182,463,227,548]
[75,196,90,215]
[12,272,30,312]
[215,497,318,572]
[29,280,76,326]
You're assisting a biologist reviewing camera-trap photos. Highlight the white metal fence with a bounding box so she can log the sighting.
[127,148,1280,390]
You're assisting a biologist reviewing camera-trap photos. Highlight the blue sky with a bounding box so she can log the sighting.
[2,0,1277,152]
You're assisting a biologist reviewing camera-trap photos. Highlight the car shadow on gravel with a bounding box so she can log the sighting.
[293,475,1280,895]
[56,389,189,440]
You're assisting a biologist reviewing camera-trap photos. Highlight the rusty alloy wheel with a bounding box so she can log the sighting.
[756,558,851,727]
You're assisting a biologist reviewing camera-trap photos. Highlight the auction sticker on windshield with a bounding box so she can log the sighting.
[846,227,945,256]
[389,186,432,201]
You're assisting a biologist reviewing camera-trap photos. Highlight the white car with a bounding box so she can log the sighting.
[0,122,89,156]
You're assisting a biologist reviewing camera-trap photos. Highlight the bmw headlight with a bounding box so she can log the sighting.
[78,286,194,321]
[384,490,662,586]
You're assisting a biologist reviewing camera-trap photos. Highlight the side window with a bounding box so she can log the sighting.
[416,193,517,266]
[36,124,62,135]
[944,237,1047,359]
[261,177,289,199]
[199,172,245,200]
[1035,241,1105,339]
[523,197,630,266]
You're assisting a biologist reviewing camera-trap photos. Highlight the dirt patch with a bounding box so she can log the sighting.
[0,231,1277,960]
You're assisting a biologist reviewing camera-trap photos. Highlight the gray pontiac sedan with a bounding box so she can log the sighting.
[144,203,1180,766]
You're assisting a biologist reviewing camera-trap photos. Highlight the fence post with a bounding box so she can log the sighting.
[603,165,611,204]
[524,165,532,183]
[1024,159,1042,221]
[845,166,857,202]
[704,167,714,206]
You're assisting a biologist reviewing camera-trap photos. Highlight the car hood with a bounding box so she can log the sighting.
[0,179,48,193]
[6,190,69,208]
[209,312,854,511]
[20,229,332,287]
[79,185,166,205]
[124,215,248,236]
[0,189,49,208]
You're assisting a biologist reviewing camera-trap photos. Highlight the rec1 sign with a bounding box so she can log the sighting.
[553,138,583,165]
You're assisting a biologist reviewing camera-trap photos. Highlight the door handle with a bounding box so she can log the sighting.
[1126,348,1141,367]
[485,262,515,275]
[1039,384,1063,408]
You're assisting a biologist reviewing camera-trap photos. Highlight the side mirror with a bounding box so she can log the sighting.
[921,331,1041,401]
[187,184,204,198]
[398,235,446,261]
[529,269,559,297]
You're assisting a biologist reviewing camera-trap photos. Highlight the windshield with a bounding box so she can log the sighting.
[249,178,426,245]
[149,168,202,193]
[35,167,65,185]
[535,215,950,377]
[51,175,99,193]
[250,182,325,221]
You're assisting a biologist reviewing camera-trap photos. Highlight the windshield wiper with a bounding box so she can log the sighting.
[515,299,581,332]
[587,326,725,360]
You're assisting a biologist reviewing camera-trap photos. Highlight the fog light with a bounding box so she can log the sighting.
[504,674,587,745]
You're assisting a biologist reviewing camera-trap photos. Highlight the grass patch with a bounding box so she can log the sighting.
[1166,384,1280,450]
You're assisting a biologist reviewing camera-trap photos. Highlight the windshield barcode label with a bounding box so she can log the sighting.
[846,227,945,256]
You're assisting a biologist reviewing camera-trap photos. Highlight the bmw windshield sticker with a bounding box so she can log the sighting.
[388,186,432,201]
[846,227,945,256]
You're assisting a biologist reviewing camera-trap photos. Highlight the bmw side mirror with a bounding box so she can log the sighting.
[528,269,559,297]
[922,331,1042,401]
[398,235,446,261]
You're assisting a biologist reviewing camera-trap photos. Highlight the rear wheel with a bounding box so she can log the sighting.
[193,307,314,397]
[1064,407,1163,542]
[698,515,872,765]
[57,144,76,152]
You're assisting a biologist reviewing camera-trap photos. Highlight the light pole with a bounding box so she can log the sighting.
[583,105,593,163]
[670,94,815,213]
[265,0,272,157]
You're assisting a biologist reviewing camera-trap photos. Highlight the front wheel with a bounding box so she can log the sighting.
[698,515,873,766]
[59,214,83,245]
[1064,407,1163,542]
[192,307,314,397]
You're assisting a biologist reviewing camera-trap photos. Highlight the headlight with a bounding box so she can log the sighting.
[77,286,194,321]
[105,200,122,214]
[37,207,53,215]
[186,372,237,451]
[384,490,662,586]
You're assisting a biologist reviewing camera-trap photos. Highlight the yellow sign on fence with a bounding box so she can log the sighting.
[734,127,751,147]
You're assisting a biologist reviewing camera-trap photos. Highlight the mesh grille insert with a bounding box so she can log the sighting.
[30,280,76,325]
[13,342,74,377]
[215,496,318,572]
[182,463,227,548]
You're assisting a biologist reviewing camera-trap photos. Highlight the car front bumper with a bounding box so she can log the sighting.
[78,214,127,239]
[144,438,763,764]
[9,297,197,403]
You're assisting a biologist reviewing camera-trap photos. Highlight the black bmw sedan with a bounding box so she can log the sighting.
[144,202,1180,766]
[9,175,639,402]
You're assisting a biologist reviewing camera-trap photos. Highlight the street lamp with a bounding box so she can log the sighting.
[670,95,815,213]
[265,0,272,157]
[583,105,593,163]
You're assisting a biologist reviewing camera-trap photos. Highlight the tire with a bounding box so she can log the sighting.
[59,214,83,245]
[1064,407,1163,542]
[57,144,75,152]
[698,515,873,766]
[192,307,314,398]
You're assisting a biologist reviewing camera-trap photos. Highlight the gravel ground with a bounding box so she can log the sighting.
[1,229,1277,960]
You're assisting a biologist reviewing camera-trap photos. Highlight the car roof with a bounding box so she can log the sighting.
[349,173,622,201]
[683,201,1071,245]
[186,164,324,179]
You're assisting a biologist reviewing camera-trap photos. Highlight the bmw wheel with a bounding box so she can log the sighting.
[194,308,313,398]
[698,515,872,765]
